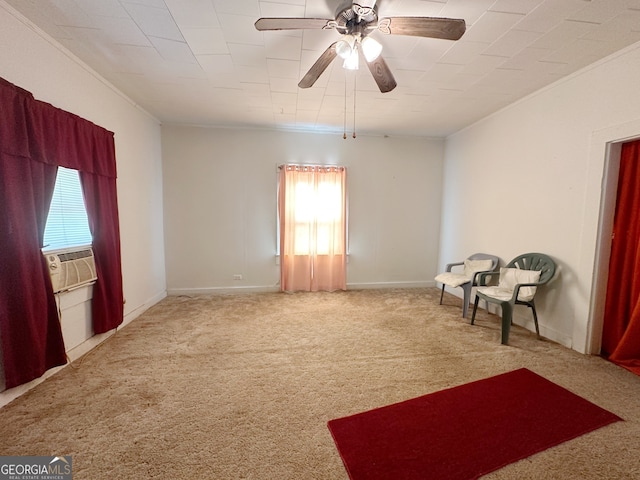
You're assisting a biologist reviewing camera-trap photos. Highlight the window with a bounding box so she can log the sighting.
[43,167,92,251]
[278,164,347,292]
[293,180,344,255]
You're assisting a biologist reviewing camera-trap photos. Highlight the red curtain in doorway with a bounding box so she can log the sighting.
[601,139,640,375]
[0,77,123,388]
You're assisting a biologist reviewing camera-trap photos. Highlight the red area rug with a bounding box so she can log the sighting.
[328,368,621,480]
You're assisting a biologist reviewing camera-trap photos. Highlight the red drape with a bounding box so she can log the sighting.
[0,77,123,388]
[0,157,66,388]
[80,171,124,334]
[601,139,640,375]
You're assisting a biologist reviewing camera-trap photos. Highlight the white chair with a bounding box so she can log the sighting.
[435,253,500,318]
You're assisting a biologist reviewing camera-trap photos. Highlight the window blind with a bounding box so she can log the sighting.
[43,167,92,251]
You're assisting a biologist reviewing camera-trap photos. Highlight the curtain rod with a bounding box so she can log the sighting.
[277,164,345,170]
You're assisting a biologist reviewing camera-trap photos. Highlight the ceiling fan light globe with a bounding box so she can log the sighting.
[361,36,382,62]
[336,42,350,60]
[343,51,359,70]
[336,34,357,59]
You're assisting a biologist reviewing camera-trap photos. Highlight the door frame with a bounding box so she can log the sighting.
[588,141,621,354]
[588,132,640,354]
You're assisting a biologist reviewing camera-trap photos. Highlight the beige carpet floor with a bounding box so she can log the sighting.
[1,288,639,479]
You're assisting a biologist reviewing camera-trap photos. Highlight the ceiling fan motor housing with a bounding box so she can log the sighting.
[336,3,378,37]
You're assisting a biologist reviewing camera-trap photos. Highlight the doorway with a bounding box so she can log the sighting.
[592,138,640,374]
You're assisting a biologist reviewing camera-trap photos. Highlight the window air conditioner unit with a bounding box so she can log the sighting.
[44,247,97,293]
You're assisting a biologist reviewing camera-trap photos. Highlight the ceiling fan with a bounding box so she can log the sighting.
[255,0,466,93]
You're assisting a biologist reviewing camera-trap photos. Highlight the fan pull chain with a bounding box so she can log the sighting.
[343,71,347,140]
[342,70,358,140]
[352,74,357,139]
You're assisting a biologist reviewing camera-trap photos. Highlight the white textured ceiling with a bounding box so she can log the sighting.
[5,0,640,137]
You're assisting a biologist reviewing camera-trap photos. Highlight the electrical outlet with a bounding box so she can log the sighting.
[233,274,243,280]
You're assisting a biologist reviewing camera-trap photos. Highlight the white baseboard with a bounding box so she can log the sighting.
[124,290,167,324]
[444,292,574,349]
[167,286,280,296]
[511,314,573,349]
[348,281,436,289]
[0,289,167,409]
[168,281,436,296]
[0,365,66,409]
[470,302,573,349]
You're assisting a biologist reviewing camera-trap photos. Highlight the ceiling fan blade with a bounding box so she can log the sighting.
[255,18,335,31]
[298,43,338,89]
[365,55,397,93]
[377,17,466,40]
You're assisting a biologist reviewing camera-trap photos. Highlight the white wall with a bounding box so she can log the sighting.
[0,2,166,401]
[8,0,638,401]
[162,126,444,293]
[441,41,640,353]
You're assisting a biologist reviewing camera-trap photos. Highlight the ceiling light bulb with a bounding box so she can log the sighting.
[343,48,359,70]
[336,34,356,60]
[361,36,382,62]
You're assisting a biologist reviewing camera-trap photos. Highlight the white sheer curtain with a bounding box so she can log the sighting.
[278,165,347,292]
